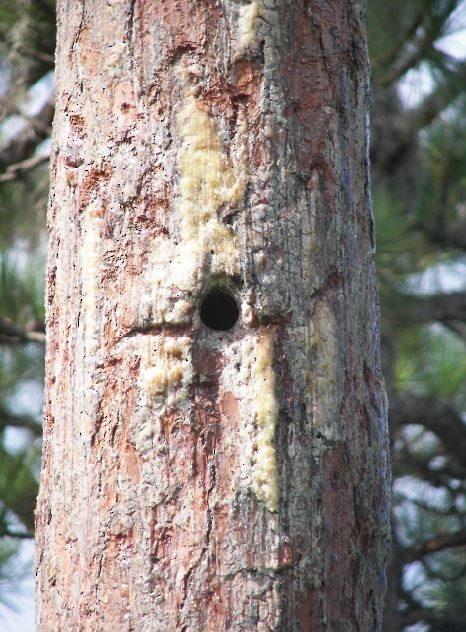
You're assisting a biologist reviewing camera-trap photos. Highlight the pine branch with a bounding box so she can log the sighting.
[0,95,54,171]
[401,605,440,628]
[391,392,466,468]
[423,556,466,582]
[372,4,430,72]
[417,218,466,251]
[414,58,466,129]
[399,587,428,623]
[409,530,466,562]
[0,316,45,344]
[393,492,465,518]
[0,150,50,183]
[0,528,34,540]
[0,448,38,532]
[443,320,466,341]
[376,0,459,88]
[374,59,466,173]
[0,406,42,436]
[386,292,466,327]
[426,292,466,324]
[393,457,466,489]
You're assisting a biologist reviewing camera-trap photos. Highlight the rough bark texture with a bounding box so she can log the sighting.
[36,1,390,630]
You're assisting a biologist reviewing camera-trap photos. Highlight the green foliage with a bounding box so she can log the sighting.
[0,443,39,534]
[0,0,55,100]
[423,575,466,631]
[422,102,466,222]
[396,325,466,402]
[0,167,49,247]
[0,1,52,611]
[368,0,466,629]
[0,252,45,324]
[0,539,27,612]
[368,0,466,84]
[374,190,428,287]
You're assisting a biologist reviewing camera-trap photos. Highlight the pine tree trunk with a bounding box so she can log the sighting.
[36,1,390,630]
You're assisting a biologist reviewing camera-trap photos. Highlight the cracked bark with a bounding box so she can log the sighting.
[36,1,389,630]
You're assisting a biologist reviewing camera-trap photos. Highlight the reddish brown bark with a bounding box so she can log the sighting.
[36,1,389,630]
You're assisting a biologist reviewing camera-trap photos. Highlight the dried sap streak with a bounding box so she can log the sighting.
[250,333,279,512]
[177,89,245,278]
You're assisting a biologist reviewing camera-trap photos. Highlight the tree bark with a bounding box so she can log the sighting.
[36,1,390,630]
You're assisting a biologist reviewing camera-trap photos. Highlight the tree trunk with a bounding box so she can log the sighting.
[36,1,390,630]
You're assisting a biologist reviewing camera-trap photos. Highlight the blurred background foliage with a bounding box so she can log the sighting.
[0,0,53,620]
[0,0,465,629]
[369,0,466,629]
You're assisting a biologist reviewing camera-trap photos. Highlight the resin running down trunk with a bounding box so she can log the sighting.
[36,1,389,630]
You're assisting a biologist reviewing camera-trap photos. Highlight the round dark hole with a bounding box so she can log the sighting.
[200,289,240,331]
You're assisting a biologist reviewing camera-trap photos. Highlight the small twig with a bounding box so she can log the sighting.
[0,406,42,436]
[409,530,466,562]
[0,529,34,540]
[0,151,50,183]
[0,316,46,344]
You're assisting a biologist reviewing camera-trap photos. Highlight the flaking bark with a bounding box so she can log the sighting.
[36,1,390,630]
